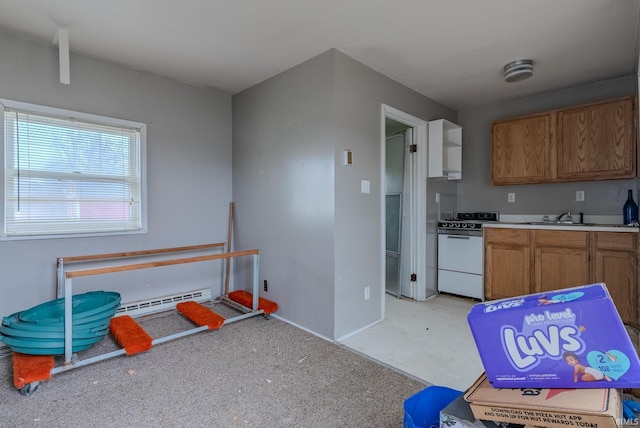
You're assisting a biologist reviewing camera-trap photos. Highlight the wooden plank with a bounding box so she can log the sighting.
[66,249,259,278]
[60,242,226,263]
[225,202,234,296]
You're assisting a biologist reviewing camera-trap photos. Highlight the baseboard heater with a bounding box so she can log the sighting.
[115,288,213,318]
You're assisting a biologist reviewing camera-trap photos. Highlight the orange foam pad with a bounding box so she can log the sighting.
[109,315,153,355]
[176,301,224,330]
[228,290,278,314]
[12,352,54,389]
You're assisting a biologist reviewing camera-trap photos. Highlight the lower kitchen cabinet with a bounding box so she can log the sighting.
[594,232,638,325]
[484,228,531,300]
[534,230,590,293]
[484,227,638,326]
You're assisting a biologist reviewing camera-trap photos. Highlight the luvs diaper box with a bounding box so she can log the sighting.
[467,283,640,388]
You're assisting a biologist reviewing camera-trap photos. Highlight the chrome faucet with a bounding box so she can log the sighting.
[556,212,573,224]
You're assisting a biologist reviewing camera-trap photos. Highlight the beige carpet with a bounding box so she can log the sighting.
[0,303,426,427]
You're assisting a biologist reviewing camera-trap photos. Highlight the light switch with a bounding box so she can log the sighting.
[343,150,353,166]
[508,193,515,203]
[361,180,370,194]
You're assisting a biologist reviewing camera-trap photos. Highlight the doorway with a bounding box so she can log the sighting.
[381,105,428,307]
[385,123,411,298]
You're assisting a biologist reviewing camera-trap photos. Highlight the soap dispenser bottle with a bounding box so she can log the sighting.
[623,189,638,225]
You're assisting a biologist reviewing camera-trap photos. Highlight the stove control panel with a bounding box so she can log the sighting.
[457,212,499,222]
[437,211,499,232]
[437,221,483,230]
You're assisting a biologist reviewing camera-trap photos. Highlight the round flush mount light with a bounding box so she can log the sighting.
[504,59,533,83]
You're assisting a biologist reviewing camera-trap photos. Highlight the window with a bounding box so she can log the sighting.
[1,99,146,238]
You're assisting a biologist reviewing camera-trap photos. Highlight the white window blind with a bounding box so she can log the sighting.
[2,99,146,238]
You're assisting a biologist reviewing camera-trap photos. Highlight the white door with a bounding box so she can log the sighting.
[400,129,414,298]
[382,105,428,306]
[384,128,413,298]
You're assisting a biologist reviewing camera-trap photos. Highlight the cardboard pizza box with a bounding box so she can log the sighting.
[464,373,622,428]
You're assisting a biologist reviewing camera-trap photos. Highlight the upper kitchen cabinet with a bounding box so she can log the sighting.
[428,119,462,180]
[491,96,637,185]
[556,97,635,181]
[491,112,554,185]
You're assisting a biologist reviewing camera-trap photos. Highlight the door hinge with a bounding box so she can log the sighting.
[410,273,417,282]
[409,144,417,153]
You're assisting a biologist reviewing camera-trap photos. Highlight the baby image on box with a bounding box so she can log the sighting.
[562,350,612,382]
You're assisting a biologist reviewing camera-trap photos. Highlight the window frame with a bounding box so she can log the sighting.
[1,98,147,240]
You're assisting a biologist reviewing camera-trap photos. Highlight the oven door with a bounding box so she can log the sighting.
[438,234,482,274]
[438,233,484,300]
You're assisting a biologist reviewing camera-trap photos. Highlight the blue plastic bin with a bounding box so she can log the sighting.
[403,385,462,428]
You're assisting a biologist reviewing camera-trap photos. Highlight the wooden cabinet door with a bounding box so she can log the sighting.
[556,97,635,181]
[491,113,554,185]
[594,232,638,326]
[594,250,637,325]
[534,230,589,293]
[485,243,530,300]
[535,247,590,293]
[484,228,531,300]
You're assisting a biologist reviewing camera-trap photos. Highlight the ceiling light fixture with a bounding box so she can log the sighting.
[504,59,533,83]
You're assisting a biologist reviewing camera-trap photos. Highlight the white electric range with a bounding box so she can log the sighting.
[436,212,498,300]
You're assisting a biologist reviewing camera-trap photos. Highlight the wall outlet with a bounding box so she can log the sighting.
[364,286,370,300]
[263,280,268,292]
[508,192,515,203]
[576,190,585,201]
[361,180,370,194]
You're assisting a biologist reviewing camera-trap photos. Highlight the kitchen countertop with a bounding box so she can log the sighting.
[483,214,640,232]
[484,222,639,233]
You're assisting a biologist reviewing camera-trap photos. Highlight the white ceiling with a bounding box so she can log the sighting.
[0,0,638,110]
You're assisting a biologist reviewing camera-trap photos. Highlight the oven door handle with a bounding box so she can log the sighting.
[445,235,471,239]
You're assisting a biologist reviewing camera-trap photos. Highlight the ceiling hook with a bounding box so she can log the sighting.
[53,27,70,85]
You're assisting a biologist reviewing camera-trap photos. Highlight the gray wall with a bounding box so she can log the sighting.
[0,32,233,317]
[457,76,638,217]
[332,51,456,338]
[232,51,337,338]
[233,49,456,340]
